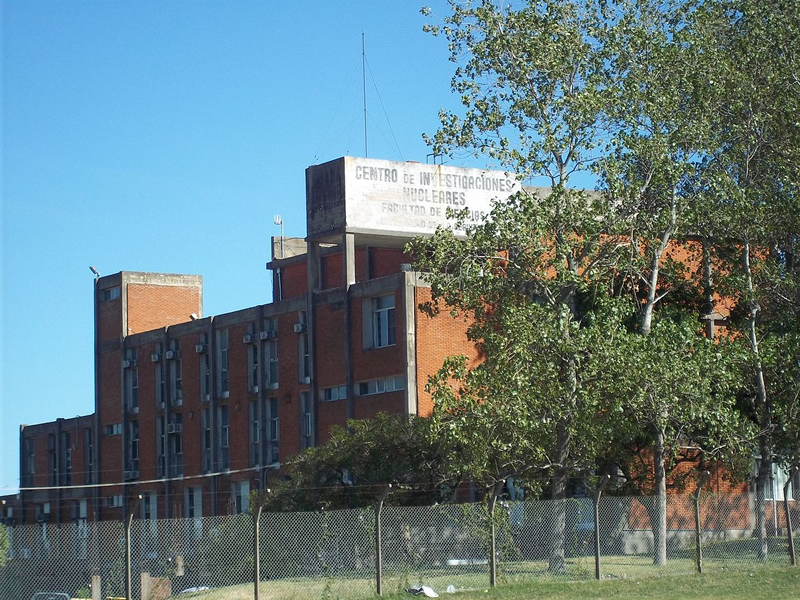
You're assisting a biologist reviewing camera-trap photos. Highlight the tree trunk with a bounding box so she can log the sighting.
[650,428,668,566]
[743,241,771,561]
[756,440,771,562]
[548,421,570,572]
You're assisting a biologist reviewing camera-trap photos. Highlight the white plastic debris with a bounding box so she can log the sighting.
[405,585,439,597]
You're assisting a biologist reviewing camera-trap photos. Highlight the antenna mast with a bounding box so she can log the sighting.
[362,32,368,158]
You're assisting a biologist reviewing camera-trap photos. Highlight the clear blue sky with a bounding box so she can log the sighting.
[0,0,510,494]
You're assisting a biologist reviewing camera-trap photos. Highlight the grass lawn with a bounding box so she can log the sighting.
[174,563,800,599]
[401,565,800,599]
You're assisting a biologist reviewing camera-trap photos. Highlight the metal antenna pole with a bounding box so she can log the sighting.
[362,32,368,157]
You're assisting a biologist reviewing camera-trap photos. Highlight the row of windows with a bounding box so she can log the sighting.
[123,296,397,411]
[321,375,406,401]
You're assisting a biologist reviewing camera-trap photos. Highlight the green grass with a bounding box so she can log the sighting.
[396,565,800,599]
[171,538,800,599]
[173,562,800,599]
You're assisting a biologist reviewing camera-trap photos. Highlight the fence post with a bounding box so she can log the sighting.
[488,479,505,588]
[593,475,610,580]
[125,494,142,600]
[694,471,711,574]
[375,484,392,596]
[253,475,272,600]
[784,467,797,566]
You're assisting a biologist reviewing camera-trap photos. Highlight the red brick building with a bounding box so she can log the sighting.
[15,157,517,524]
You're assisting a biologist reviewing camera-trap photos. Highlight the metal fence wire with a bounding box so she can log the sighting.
[0,492,796,599]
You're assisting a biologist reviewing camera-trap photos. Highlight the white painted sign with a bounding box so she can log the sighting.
[306,157,521,239]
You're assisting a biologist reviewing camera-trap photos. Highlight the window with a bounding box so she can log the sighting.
[201,408,212,473]
[372,295,396,348]
[104,423,123,436]
[169,341,182,406]
[765,463,797,501]
[262,317,279,388]
[357,375,405,396]
[70,500,88,559]
[248,341,259,392]
[232,481,250,514]
[170,414,183,477]
[185,487,203,540]
[217,330,229,396]
[60,431,72,486]
[131,365,139,410]
[154,343,165,408]
[24,438,35,483]
[106,495,123,508]
[218,405,230,470]
[266,338,278,388]
[101,286,121,301]
[48,434,56,485]
[83,428,93,485]
[157,416,166,478]
[124,350,139,413]
[249,397,280,466]
[127,420,139,475]
[298,311,310,382]
[186,487,201,518]
[321,385,347,402]
[300,392,314,450]
[269,397,280,463]
[199,336,211,401]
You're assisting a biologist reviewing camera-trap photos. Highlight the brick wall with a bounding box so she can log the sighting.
[126,283,201,336]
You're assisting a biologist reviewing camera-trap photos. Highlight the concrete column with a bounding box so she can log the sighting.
[343,234,356,420]
[343,233,356,289]
[402,272,418,416]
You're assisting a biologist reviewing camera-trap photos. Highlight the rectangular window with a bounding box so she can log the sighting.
[106,495,123,508]
[70,500,88,559]
[262,318,279,388]
[266,338,279,388]
[48,434,56,485]
[201,408,212,473]
[297,311,310,383]
[185,487,203,540]
[170,414,183,477]
[300,391,313,450]
[169,342,183,406]
[124,351,139,413]
[155,343,165,408]
[269,397,280,463]
[218,405,230,470]
[217,330,229,396]
[60,431,72,486]
[104,423,123,436]
[232,481,250,514]
[185,487,202,519]
[127,420,140,475]
[249,397,280,466]
[131,366,139,410]
[24,438,35,482]
[101,286,121,301]
[248,343,259,392]
[372,295,396,348]
[200,346,211,402]
[321,385,347,402]
[356,375,405,396]
[157,416,166,478]
[83,428,93,485]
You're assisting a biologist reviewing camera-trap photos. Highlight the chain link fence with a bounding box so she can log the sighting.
[1,492,796,599]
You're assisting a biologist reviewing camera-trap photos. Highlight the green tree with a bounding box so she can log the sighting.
[267,413,457,511]
[421,0,627,571]
[689,0,800,560]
